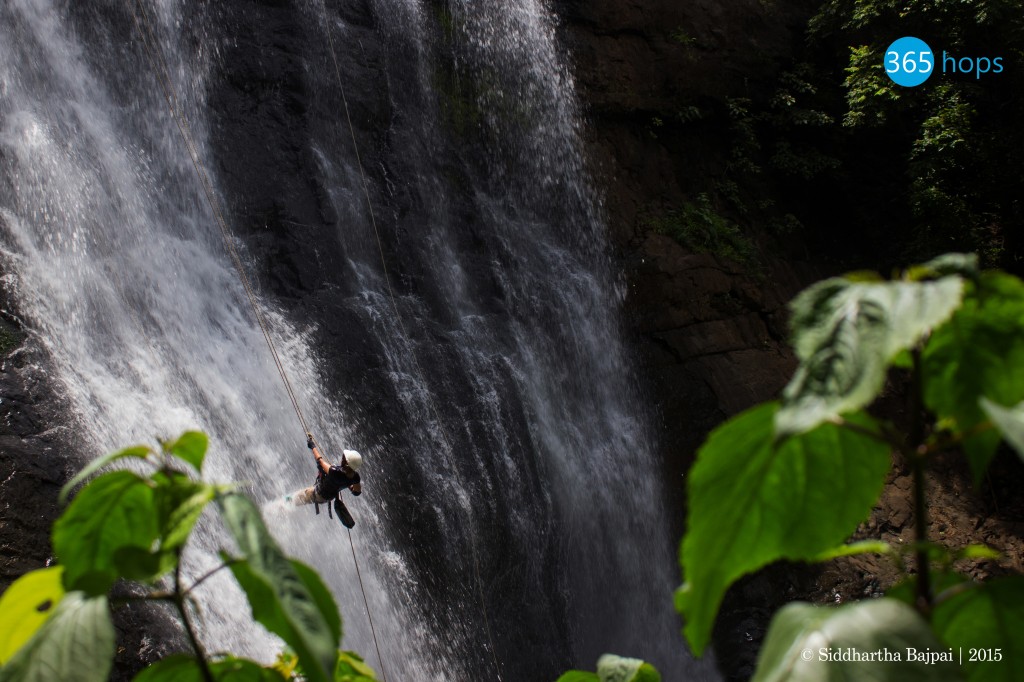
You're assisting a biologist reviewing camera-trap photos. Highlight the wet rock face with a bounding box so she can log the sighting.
[0,311,186,680]
[556,0,821,468]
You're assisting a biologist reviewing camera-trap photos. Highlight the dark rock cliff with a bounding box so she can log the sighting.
[558,0,820,505]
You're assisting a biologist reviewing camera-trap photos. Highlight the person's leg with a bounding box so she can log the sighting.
[290,486,320,505]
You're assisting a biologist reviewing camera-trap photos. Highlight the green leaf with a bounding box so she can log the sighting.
[555,674,599,682]
[922,272,1024,480]
[112,547,166,582]
[752,599,958,682]
[777,274,964,436]
[0,567,65,664]
[0,592,114,682]
[164,431,208,471]
[932,575,1024,682]
[132,654,286,682]
[980,398,1024,464]
[291,561,341,646]
[677,403,891,655]
[955,545,1001,561]
[159,480,217,551]
[52,470,159,594]
[596,654,661,682]
[59,445,153,505]
[906,253,979,281]
[218,494,337,682]
[335,651,379,681]
[811,540,891,562]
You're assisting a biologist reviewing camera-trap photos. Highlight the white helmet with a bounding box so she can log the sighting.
[342,449,363,472]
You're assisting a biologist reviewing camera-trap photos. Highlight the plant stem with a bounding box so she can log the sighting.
[183,559,237,598]
[832,417,900,448]
[910,349,932,619]
[174,552,215,682]
[911,448,931,618]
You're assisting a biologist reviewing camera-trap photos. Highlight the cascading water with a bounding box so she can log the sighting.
[1,0,717,680]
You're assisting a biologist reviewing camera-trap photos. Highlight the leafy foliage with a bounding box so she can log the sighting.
[132,655,285,682]
[922,272,1024,479]
[0,592,115,682]
[677,403,890,654]
[0,432,376,682]
[556,654,661,682]
[752,600,956,682]
[777,261,965,436]
[52,470,159,595]
[644,193,756,265]
[932,577,1024,682]
[0,567,65,664]
[220,493,338,682]
[674,254,1024,680]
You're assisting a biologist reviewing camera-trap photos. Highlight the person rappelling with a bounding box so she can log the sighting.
[286,433,362,528]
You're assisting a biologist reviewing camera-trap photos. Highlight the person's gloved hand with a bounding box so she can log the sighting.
[307,433,315,449]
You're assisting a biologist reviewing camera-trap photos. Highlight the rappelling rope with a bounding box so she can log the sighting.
[347,529,387,679]
[126,2,389,679]
[127,0,307,436]
[311,2,504,679]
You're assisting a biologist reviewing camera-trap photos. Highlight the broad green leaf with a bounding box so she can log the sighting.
[596,654,661,682]
[0,567,65,663]
[923,272,1024,480]
[811,540,891,562]
[956,545,1000,561]
[112,547,174,583]
[59,445,153,505]
[225,558,342,655]
[0,592,114,682]
[906,252,979,281]
[160,482,217,551]
[291,561,341,646]
[164,431,208,471]
[980,398,1024,464]
[932,576,1024,682]
[335,651,379,681]
[132,654,285,682]
[555,674,599,682]
[752,599,958,682]
[777,274,964,436]
[52,470,158,594]
[218,494,336,682]
[677,402,890,655]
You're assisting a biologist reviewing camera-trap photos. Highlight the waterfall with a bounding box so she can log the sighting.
[1,0,716,679]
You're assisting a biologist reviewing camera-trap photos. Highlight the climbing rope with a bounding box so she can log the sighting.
[311,2,504,679]
[126,1,389,679]
[347,530,387,679]
[127,0,308,436]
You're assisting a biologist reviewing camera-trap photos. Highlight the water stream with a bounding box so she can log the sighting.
[0,1,714,679]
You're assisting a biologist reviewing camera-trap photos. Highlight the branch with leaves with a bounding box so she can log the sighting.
[0,432,378,682]
[676,252,1024,681]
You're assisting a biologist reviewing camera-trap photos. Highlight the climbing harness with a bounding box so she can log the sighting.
[126,1,388,679]
[311,1,504,678]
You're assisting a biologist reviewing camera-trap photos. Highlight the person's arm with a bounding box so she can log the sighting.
[312,446,331,475]
[307,434,331,475]
[349,481,362,495]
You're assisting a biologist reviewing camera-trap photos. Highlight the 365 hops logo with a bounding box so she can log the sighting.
[884,36,1005,87]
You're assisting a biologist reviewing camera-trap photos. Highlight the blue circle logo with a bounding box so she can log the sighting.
[884,36,935,87]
